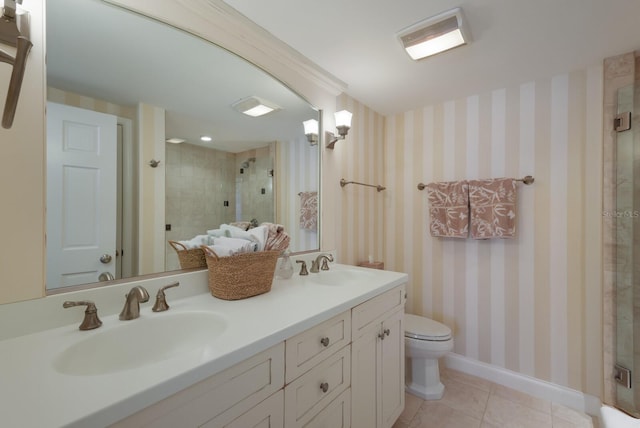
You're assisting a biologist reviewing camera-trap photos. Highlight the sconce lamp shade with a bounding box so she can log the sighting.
[398,7,469,60]
[334,110,352,129]
[303,118,319,145]
[326,109,353,149]
[303,119,319,135]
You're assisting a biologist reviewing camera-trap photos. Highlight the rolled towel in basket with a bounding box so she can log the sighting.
[219,224,268,251]
[178,234,211,249]
[212,236,257,254]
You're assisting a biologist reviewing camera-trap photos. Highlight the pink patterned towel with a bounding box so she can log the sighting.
[425,181,469,238]
[468,178,517,239]
[299,191,318,231]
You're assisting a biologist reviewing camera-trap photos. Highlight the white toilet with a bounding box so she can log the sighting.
[404,314,454,400]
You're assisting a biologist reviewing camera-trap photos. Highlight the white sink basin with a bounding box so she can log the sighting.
[53,311,227,376]
[308,268,376,286]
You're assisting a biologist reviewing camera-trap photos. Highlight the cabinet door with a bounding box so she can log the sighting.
[201,390,284,428]
[380,309,404,428]
[303,388,350,428]
[351,328,379,428]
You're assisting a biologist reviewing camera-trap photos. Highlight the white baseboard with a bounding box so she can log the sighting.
[444,352,602,417]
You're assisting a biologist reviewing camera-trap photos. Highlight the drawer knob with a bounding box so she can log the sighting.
[378,328,391,340]
[320,382,329,393]
[320,337,330,347]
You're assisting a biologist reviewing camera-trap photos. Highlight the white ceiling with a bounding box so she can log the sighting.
[224,0,640,115]
[46,0,318,153]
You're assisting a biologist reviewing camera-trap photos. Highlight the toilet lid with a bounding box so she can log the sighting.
[404,314,452,341]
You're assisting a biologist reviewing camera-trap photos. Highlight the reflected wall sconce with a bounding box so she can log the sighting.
[397,7,469,61]
[325,110,352,150]
[303,118,318,146]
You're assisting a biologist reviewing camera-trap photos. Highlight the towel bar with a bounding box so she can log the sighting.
[417,175,534,190]
[340,178,386,192]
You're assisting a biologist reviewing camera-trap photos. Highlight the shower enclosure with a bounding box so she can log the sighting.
[615,81,640,416]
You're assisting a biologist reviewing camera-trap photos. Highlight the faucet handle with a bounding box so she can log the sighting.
[320,255,334,271]
[63,300,102,330]
[152,282,180,312]
[296,260,308,276]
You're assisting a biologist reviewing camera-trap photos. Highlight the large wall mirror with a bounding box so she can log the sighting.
[45,0,320,291]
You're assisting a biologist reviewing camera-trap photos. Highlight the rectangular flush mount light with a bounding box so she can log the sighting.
[232,96,281,117]
[398,7,469,60]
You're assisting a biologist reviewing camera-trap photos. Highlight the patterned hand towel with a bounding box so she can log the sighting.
[299,191,318,231]
[425,181,469,238]
[468,178,517,239]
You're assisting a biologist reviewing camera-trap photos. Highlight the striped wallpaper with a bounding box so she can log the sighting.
[335,66,603,396]
[333,94,386,266]
[275,137,319,253]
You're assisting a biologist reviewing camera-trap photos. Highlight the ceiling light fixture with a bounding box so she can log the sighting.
[325,110,352,150]
[397,7,469,61]
[200,135,212,142]
[165,137,185,144]
[232,96,281,117]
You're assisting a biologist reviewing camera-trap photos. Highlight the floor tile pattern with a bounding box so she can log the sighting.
[392,369,599,428]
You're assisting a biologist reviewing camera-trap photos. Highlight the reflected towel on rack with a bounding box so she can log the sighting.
[299,191,318,231]
[468,178,517,239]
[425,181,469,238]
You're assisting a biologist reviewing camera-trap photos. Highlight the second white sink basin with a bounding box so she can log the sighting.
[53,311,227,376]
[308,268,376,286]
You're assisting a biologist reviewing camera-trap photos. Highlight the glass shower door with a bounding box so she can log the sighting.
[616,82,640,416]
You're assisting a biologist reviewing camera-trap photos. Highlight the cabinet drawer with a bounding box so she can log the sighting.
[111,342,285,428]
[284,345,351,428]
[285,311,351,382]
[202,390,284,428]
[302,388,350,428]
[352,285,405,340]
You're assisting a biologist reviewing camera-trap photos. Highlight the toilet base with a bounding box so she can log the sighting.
[406,381,445,400]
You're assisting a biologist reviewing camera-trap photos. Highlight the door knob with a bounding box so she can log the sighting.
[100,254,112,264]
[319,382,329,393]
[98,272,114,281]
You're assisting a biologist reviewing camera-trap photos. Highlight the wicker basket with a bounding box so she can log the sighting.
[202,246,280,300]
[168,240,207,269]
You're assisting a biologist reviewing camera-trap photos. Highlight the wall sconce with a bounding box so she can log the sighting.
[326,110,352,150]
[303,119,318,146]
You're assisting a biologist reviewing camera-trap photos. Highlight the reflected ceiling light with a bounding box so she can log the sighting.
[166,137,185,144]
[397,7,469,61]
[326,110,352,150]
[232,96,281,117]
[200,135,212,142]
[303,119,318,146]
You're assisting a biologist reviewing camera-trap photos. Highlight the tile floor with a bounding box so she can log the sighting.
[393,368,599,428]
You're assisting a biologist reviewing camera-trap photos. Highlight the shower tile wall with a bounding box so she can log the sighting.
[165,143,236,270]
[235,145,274,225]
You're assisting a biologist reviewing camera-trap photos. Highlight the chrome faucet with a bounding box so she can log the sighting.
[310,253,334,273]
[119,286,150,320]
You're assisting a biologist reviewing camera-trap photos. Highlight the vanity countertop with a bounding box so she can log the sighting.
[0,263,407,428]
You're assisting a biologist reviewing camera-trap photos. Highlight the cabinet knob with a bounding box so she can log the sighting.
[320,337,330,347]
[320,382,329,393]
[378,328,391,340]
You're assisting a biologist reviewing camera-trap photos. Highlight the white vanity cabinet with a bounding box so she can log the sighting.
[283,310,352,427]
[110,343,285,428]
[109,284,406,428]
[351,286,406,428]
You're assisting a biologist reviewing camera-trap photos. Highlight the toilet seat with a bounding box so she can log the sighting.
[404,314,452,341]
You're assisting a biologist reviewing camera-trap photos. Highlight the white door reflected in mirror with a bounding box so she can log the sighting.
[46,102,117,289]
